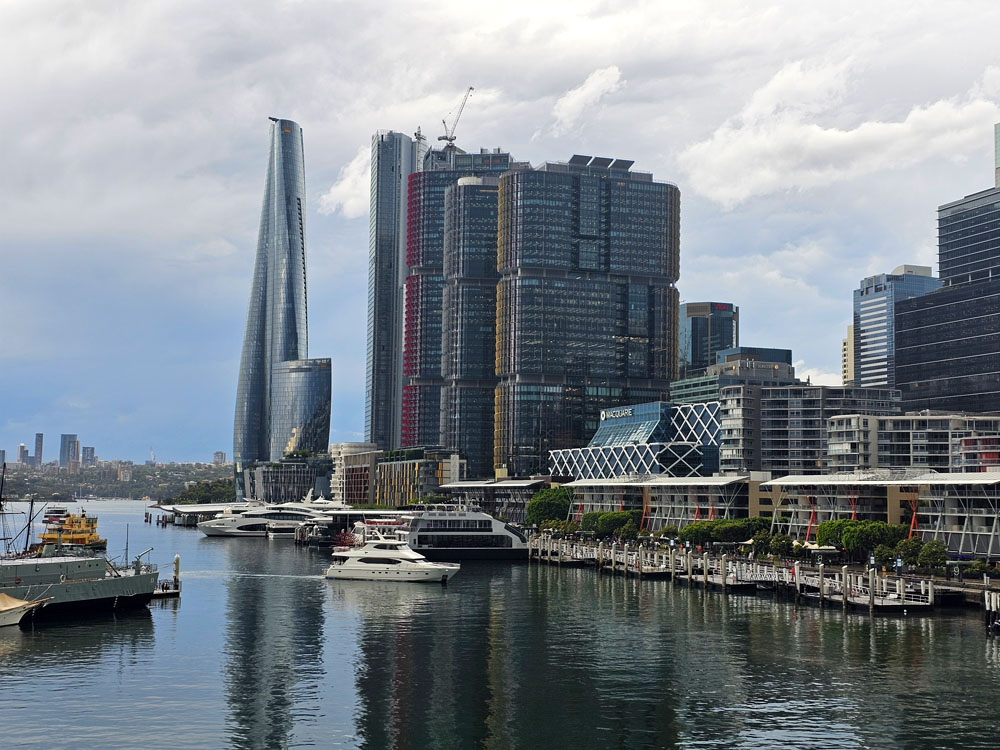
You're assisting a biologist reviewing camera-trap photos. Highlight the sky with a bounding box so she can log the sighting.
[3,1,1000,463]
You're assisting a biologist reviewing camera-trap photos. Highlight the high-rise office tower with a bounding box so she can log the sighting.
[59,434,77,468]
[495,156,680,476]
[365,131,417,451]
[234,118,331,497]
[439,176,500,478]
[17,444,29,464]
[896,124,1000,412]
[0,450,6,466]
[679,302,739,377]
[34,433,43,467]
[851,265,939,388]
[401,147,525,448]
[81,446,95,467]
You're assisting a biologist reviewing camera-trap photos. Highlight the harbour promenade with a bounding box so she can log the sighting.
[529,535,1000,625]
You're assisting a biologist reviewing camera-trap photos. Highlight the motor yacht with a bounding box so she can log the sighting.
[197,504,330,537]
[325,536,459,583]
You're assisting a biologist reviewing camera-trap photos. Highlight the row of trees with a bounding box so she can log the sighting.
[523,488,960,568]
[169,478,235,505]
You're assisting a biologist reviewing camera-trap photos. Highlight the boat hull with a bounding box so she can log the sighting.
[0,571,159,624]
[325,566,457,583]
[0,602,40,627]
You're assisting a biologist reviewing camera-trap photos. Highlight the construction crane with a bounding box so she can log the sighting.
[438,86,474,147]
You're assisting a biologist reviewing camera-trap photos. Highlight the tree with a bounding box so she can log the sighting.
[580,512,603,532]
[525,487,573,526]
[917,540,948,569]
[770,533,794,557]
[619,519,639,540]
[874,544,896,568]
[752,530,772,555]
[895,537,924,566]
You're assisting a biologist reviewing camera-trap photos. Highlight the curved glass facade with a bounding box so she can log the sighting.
[269,359,332,459]
[234,119,330,497]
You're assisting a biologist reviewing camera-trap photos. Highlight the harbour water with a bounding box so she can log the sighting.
[3,500,1000,749]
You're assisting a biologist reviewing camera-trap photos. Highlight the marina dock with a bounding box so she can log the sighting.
[528,536,1000,620]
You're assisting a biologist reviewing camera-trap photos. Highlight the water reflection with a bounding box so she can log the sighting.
[221,540,327,749]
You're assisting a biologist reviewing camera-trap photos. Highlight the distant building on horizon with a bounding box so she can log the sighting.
[34,432,43,467]
[841,326,854,385]
[678,302,739,378]
[233,118,331,498]
[213,451,227,465]
[896,125,1000,413]
[851,264,939,388]
[17,443,30,465]
[59,434,77,468]
[81,446,95,467]
[0,450,6,466]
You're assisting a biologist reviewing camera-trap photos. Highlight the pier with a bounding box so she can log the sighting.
[527,536,1000,618]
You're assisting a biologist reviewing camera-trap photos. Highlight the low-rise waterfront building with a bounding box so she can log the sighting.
[439,478,549,524]
[373,448,465,506]
[549,401,720,480]
[762,469,1000,558]
[241,454,334,504]
[566,475,754,531]
[329,442,379,505]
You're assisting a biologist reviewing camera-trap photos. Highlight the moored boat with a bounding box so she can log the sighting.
[0,593,48,627]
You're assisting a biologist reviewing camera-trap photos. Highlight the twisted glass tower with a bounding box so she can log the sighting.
[234,118,331,497]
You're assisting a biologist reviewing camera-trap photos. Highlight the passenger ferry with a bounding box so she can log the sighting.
[389,505,528,561]
[37,511,107,552]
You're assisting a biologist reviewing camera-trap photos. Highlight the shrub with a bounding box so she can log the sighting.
[770,533,794,557]
[596,511,632,538]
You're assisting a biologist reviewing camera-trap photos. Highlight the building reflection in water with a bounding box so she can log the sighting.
[344,563,682,749]
[222,541,325,749]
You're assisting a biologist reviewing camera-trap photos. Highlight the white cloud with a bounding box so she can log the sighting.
[794,363,843,387]
[550,66,625,136]
[318,145,370,219]
[679,63,1000,207]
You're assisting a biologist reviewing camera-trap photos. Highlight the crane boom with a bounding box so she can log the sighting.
[438,86,474,146]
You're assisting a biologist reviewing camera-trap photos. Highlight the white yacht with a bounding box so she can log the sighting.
[387,504,529,560]
[197,504,330,537]
[325,536,459,583]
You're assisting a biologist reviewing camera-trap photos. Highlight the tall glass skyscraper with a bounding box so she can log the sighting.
[234,118,331,497]
[365,131,416,451]
[400,148,525,448]
[439,176,500,478]
[494,156,680,476]
[851,265,939,388]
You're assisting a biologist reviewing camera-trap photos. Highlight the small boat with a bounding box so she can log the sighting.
[0,593,48,627]
[325,536,460,583]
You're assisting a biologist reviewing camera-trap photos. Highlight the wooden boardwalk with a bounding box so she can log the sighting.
[529,537,939,613]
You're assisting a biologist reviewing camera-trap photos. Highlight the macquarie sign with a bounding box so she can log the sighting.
[600,408,634,421]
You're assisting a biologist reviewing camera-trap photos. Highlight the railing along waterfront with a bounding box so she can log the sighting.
[526,536,982,616]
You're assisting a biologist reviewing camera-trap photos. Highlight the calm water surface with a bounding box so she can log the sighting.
[2,500,1000,749]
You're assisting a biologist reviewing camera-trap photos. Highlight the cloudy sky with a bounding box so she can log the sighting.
[3,1,1000,463]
